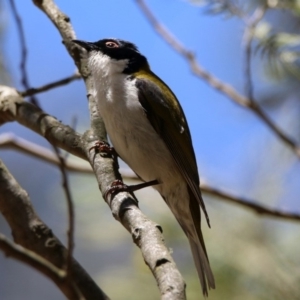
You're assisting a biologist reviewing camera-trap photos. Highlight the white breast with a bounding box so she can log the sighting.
[88,52,183,197]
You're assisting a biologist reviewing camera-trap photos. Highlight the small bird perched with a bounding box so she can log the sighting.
[73,38,215,296]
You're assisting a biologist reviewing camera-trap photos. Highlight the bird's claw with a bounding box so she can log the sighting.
[104,179,128,202]
[89,141,116,155]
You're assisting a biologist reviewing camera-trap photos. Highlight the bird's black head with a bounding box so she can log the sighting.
[73,38,149,74]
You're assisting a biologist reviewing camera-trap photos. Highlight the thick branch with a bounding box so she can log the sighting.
[0,159,109,300]
[83,130,186,300]
[0,85,85,159]
[0,233,83,300]
[135,0,300,159]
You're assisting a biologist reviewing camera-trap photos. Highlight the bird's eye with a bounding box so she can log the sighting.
[105,41,119,48]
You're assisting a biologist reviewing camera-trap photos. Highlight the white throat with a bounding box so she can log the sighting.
[88,52,128,79]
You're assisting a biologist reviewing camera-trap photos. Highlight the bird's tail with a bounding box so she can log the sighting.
[188,234,215,296]
[167,189,215,296]
[188,191,215,296]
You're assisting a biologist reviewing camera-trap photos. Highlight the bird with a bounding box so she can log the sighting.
[73,38,215,296]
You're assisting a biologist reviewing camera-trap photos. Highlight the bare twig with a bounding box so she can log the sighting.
[135,0,300,158]
[0,233,83,300]
[51,146,75,278]
[201,184,300,222]
[20,72,81,97]
[8,0,39,106]
[1,131,299,223]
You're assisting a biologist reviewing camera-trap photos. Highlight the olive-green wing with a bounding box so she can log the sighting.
[135,74,210,226]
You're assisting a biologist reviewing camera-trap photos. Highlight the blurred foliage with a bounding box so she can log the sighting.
[188,0,247,17]
[190,0,300,82]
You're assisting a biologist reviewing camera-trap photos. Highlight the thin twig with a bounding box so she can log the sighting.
[135,0,300,159]
[201,184,300,222]
[51,146,75,278]
[1,132,299,223]
[8,0,39,106]
[20,72,81,97]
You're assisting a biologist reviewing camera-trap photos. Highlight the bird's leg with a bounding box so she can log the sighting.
[104,179,160,202]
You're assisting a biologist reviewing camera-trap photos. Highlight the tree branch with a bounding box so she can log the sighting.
[20,72,81,97]
[0,233,83,300]
[51,145,75,277]
[135,0,300,159]
[0,132,94,173]
[201,183,300,222]
[0,159,109,300]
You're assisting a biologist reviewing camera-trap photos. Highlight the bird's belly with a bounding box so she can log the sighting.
[99,97,182,194]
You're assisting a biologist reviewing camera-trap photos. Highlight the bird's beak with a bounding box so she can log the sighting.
[72,40,97,51]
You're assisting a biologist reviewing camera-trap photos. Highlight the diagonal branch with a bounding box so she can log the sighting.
[0,159,109,300]
[201,184,300,222]
[0,233,83,300]
[0,132,132,176]
[1,131,299,223]
[135,0,300,159]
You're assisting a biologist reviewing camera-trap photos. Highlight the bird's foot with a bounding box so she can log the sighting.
[104,179,160,202]
[89,141,116,156]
